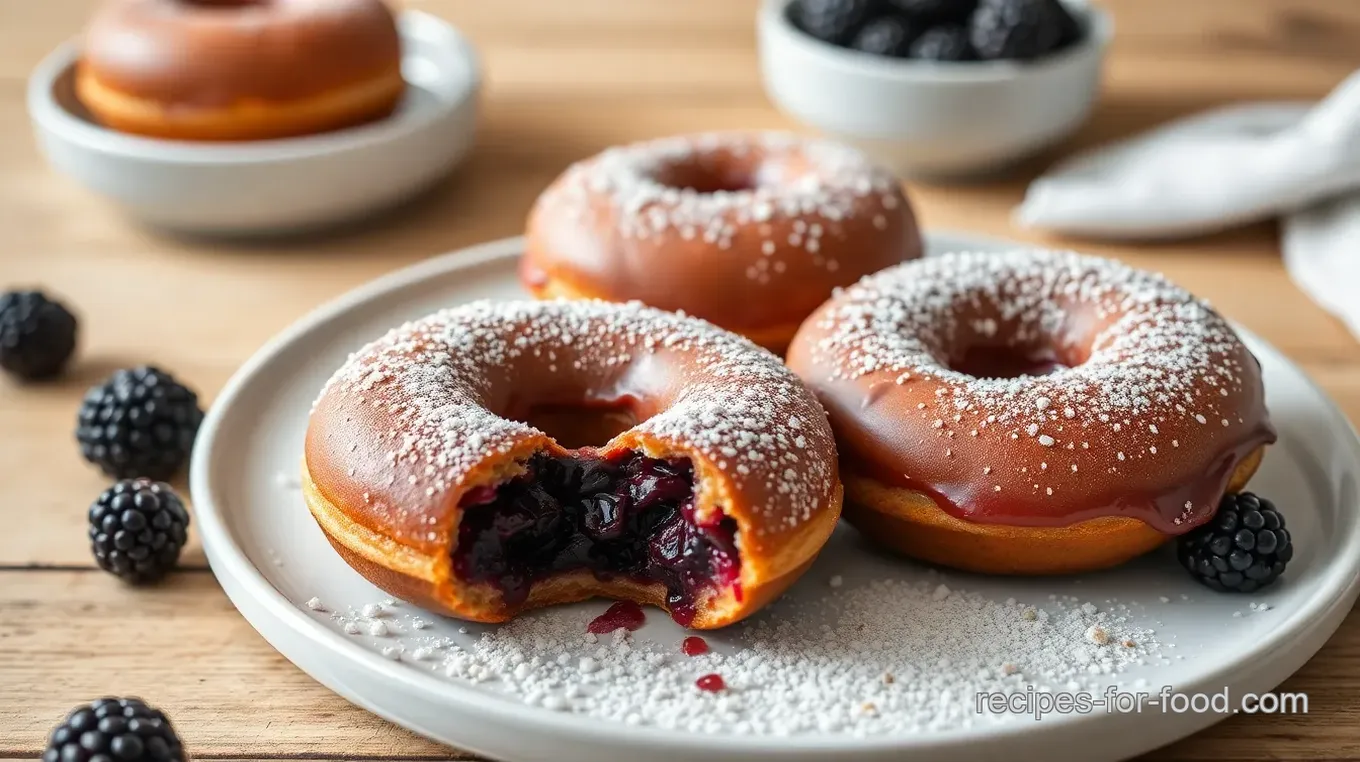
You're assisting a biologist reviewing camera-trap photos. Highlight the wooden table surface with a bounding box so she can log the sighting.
[4,0,1360,759]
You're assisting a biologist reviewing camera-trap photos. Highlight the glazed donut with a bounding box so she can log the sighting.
[77,0,404,141]
[304,300,842,629]
[523,132,923,352]
[786,249,1275,575]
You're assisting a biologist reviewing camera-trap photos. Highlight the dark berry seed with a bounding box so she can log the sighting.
[69,711,97,733]
[110,735,144,760]
[143,737,170,760]
[121,510,147,532]
[1178,492,1290,593]
[80,732,107,752]
[1216,509,1238,532]
[1207,534,1232,557]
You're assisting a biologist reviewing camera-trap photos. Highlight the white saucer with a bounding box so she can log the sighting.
[191,233,1360,762]
[26,11,480,236]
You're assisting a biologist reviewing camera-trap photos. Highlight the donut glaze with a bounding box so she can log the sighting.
[523,132,923,352]
[787,250,1274,573]
[305,300,841,629]
[78,0,404,141]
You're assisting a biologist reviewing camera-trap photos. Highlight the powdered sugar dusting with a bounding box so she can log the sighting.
[314,574,1161,735]
[536,132,902,283]
[797,249,1268,524]
[312,299,837,542]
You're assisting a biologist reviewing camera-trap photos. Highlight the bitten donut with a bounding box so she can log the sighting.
[787,250,1275,575]
[523,132,923,352]
[77,0,404,141]
[305,300,842,629]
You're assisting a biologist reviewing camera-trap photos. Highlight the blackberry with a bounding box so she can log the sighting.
[910,25,976,60]
[969,0,1064,60]
[1178,492,1292,593]
[42,697,185,762]
[885,0,977,23]
[89,479,190,584]
[850,16,918,57]
[789,0,875,45]
[76,366,203,479]
[0,289,78,380]
[1048,0,1082,46]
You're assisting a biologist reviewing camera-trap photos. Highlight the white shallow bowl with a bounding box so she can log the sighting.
[27,10,480,236]
[758,0,1111,178]
[192,233,1360,762]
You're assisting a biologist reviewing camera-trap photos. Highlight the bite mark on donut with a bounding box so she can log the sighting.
[451,450,741,627]
[308,300,841,625]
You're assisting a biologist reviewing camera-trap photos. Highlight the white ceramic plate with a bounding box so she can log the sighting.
[192,234,1360,762]
[28,11,479,235]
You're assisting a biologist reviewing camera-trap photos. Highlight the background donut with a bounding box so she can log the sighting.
[523,132,923,351]
[77,0,405,141]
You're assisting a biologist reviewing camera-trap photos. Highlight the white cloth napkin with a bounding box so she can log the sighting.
[1014,70,1360,338]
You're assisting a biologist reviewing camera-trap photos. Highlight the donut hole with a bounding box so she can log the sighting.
[518,402,639,451]
[652,159,756,194]
[950,344,1075,379]
[452,452,741,625]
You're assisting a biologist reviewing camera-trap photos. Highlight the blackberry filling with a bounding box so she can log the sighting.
[452,451,742,625]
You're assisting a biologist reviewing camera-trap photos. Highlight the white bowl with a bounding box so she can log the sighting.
[758,0,1111,178]
[27,10,480,236]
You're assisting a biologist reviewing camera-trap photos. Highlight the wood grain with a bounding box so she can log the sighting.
[3,0,1360,759]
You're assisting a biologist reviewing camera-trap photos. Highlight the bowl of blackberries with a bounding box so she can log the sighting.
[759,0,1111,178]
